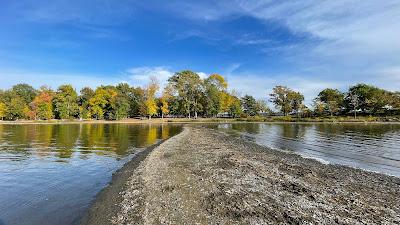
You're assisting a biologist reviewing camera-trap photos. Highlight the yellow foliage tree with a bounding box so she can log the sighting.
[160,84,173,118]
[208,74,228,89]
[144,76,159,119]
[0,102,7,120]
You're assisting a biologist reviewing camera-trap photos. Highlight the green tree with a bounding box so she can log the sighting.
[54,84,79,119]
[203,74,227,117]
[390,92,400,109]
[3,93,26,120]
[132,87,146,117]
[78,87,95,119]
[347,91,360,118]
[229,96,242,118]
[288,91,305,117]
[313,99,326,116]
[241,95,257,116]
[168,70,204,118]
[114,95,130,120]
[346,84,391,115]
[316,88,344,116]
[10,83,37,104]
[269,86,292,116]
[114,83,134,120]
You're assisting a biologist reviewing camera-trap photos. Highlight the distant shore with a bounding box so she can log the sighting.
[82,126,400,225]
[1,116,400,125]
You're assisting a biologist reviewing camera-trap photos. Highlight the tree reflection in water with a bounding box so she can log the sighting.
[0,124,182,161]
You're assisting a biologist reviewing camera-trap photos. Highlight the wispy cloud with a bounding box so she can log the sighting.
[167,0,400,75]
[226,72,343,106]
[125,66,174,89]
[125,66,208,90]
[1,0,398,104]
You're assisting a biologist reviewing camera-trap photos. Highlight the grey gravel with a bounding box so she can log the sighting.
[97,126,400,225]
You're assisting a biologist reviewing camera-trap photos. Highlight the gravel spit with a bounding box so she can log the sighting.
[84,126,400,225]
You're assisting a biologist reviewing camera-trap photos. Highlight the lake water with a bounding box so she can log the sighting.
[209,123,400,177]
[0,124,182,225]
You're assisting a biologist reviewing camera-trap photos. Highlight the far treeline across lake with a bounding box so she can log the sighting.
[0,70,399,122]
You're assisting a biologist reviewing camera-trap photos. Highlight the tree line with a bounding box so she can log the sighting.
[0,70,399,120]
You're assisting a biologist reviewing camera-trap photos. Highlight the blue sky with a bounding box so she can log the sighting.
[1,0,399,105]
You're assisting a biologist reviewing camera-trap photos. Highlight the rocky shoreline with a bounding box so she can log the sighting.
[82,126,400,225]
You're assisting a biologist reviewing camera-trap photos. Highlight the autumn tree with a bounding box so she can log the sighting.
[270,86,304,116]
[144,77,159,119]
[30,86,55,120]
[0,102,7,120]
[54,84,79,119]
[159,84,173,118]
[2,93,26,120]
[89,86,117,120]
[203,74,231,117]
[203,74,222,116]
[0,84,37,120]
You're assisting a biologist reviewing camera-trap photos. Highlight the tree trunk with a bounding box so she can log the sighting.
[354,107,357,119]
[194,99,198,119]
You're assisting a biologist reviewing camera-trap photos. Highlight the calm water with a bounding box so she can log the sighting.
[209,123,400,177]
[0,124,181,225]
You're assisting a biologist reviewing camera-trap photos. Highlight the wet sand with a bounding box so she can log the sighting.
[82,126,400,225]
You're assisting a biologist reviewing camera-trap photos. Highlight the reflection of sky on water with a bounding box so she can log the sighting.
[212,123,400,177]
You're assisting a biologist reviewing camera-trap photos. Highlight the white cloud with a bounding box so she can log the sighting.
[226,72,344,106]
[126,66,174,89]
[169,0,400,77]
[197,72,208,79]
[125,66,209,91]
[225,63,241,75]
